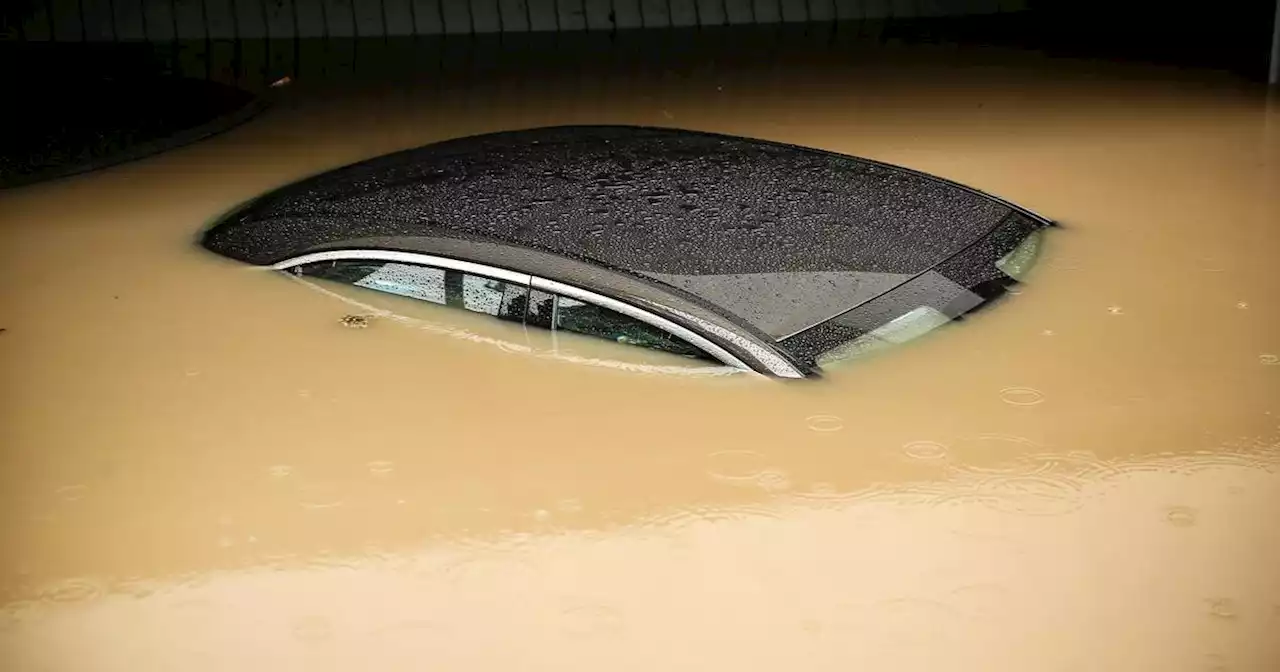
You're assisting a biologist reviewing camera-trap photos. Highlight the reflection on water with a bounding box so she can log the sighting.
[1,46,1279,670]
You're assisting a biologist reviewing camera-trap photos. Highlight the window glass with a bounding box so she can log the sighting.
[553,296,713,360]
[291,259,717,363]
[460,273,506,315]
[526,289,556,329]
[498,283,532,324]
[355,262,446,304]
[292,259,527,322]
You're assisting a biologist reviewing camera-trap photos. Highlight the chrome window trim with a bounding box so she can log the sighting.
[271,249,532,285]
[634,301,808,379]
[270,249,758,375]
[531,277,756,375]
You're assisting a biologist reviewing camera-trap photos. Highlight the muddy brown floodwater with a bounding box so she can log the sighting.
[1,47,1279,671]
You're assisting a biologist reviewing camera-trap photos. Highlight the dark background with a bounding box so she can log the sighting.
[2,0,1277,186]
[3,1,1277,86]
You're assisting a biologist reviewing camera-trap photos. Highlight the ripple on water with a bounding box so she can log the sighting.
[805,414,844,432]
[55,485,88,502]
[493,339,530,355]
[366,460,395,477]
[1116,449,1278,476]
[556,498,583,513]
[975,473,1086,515]
[297,482,345,510]
[936,468,1087,516]
[706,449,767,482]
[755,469,792,492]
[806,481,839,497]
[38,577,105,604]
[902,440,949,460]
[999,386,1046,406]
[1032,450,1123,480]
[950,434,1047,471]
[644,502,783,530]
[1206,598,1238,621]
[0,601,40,631]
[1165,505,1198,528]
[790,481,882,506]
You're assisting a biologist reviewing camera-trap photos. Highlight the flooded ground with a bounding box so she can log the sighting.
[1,44,1279,671]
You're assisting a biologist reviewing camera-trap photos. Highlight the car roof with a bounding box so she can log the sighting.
[203,125,1035,340]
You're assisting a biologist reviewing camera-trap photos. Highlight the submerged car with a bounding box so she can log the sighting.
[199,125,1052,379]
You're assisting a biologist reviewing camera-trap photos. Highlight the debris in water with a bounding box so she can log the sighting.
[339,315,372,329]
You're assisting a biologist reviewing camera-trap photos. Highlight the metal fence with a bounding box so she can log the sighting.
[5,0,1026,42]
[0,0,1033,90]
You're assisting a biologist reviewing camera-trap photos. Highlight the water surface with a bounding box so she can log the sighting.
[1,47,1278,671]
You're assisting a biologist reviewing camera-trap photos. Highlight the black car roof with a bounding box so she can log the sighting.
[204,125,1031,339]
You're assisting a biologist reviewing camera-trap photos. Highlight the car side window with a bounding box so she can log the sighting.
[292,260,527,323]
[355,261,447,304]
[552,295,714,361]
[289,259,716,362]
[525,289,556,329]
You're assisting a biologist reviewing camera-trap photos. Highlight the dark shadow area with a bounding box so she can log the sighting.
[0,42,265,189]
[2,2,1276,188]
[1036,0,1276,81]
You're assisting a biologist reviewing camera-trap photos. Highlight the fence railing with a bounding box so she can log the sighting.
[4,0,1025,42]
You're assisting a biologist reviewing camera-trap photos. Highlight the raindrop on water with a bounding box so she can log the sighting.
[1206,598,1238,620]
[806,481,838,497]
[902,440,949,460]
[297,483,344,510]
[805,414,844,432]
[1165,505,1197,527]
[706,449,766,481]
[55,485,87,502]
[556,498,583,513]
[999,386,1046,406]
[367,460,394,477]
[39,578,105,604]
[756,469,792,492]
